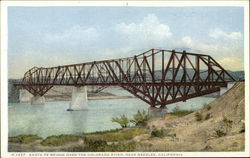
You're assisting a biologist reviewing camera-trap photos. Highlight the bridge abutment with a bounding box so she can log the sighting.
[220,82,235,96]
[31,95,45,105]
[68,86,88,111]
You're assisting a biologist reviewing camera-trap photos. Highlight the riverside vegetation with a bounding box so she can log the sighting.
[8,82,245,151]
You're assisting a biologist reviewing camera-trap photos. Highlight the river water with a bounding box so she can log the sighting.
[8,89,216,138]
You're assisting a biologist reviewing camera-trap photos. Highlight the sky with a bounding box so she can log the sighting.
[8,7,244,79]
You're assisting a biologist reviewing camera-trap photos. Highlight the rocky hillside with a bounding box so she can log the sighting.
[143,82,245,151]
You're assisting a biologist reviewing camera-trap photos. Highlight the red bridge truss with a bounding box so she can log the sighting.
[14,49,235,108]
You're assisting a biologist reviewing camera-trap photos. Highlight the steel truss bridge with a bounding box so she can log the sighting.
[14,49,235,108]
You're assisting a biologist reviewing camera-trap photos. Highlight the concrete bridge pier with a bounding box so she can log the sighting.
[19,89,32,103]
[220,82,235,96]
[68,86,88,111]
[148,107,168,118]
[31,95,45,105]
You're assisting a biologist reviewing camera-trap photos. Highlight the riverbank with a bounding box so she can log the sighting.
[8,82,245,152]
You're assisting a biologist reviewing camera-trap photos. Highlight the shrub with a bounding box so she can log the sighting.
[130,110,149,126]
[222,117,233,128]
[9,135,42,144]
[195,112,202,121]
[205,113,211,120]
[170,106,194,117]
[239,124,245,133]
[215,130,226,137]
[41,135,82,146]
[239,128,245,133]
[111,115,130,128]
[206,105,212,111]
[150,129,167,138]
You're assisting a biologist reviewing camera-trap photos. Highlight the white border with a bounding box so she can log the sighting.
[1,1,249,157]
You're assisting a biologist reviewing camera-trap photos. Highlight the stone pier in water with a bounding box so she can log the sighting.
[67,86,88,111]
[19,89,45,104]
[19,89,32,103]
[31,95,45,105]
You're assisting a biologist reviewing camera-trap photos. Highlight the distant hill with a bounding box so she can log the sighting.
[153,69,244,81]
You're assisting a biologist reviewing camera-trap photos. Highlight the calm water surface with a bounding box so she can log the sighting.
[9,94,215,138]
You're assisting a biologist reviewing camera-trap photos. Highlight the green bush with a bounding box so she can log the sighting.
[41,135,82,146]
[130,110,149,126]
[9,135,42,144]
[170,106,194,117]
[111,115,130,128]
[215,130,226,137]
[150,129,167,138]
[195,112,202,121]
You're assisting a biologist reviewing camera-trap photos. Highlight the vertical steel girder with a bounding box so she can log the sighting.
[16,49,235,108]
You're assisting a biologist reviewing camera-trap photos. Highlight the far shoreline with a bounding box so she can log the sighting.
[44,95,135,102]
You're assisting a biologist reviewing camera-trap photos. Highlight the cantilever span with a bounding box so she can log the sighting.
[14,49,235,108]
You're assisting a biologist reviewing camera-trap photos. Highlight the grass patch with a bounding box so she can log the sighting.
[195,112,202,121]
[101,142,136,152]
[41,135,82,146]
[84,128,149,142]
[9,135,42,144]
[170,106,194,117]
[150,129,168,138]
[215,130,226,137]
[83,138,136,152]
[62,146,85,152]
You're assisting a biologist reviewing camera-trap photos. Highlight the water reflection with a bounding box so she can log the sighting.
[68,110,88,135]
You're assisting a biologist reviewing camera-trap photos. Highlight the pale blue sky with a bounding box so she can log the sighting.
[8,7,244,78]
